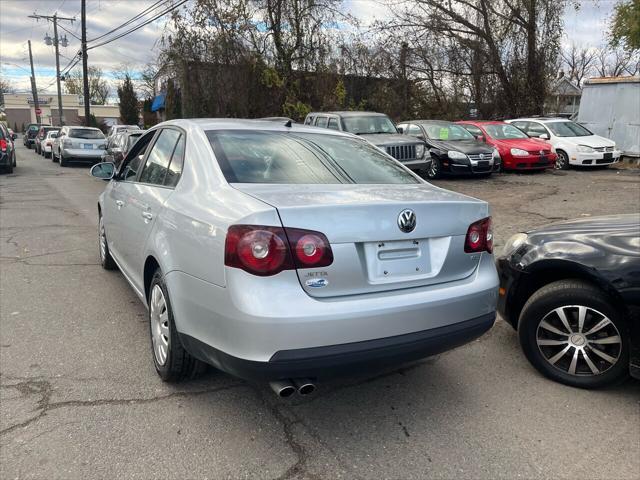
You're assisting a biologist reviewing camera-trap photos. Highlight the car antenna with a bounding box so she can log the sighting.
[284,120,292,128]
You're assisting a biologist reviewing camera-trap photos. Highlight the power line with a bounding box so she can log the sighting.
[87,0,167,43]
[86,0,187,50]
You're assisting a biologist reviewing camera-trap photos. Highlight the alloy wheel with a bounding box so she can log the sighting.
[99,216,107,262]
[555,152,567,169]
[536,305,622,376]
[428,158,439,178]
[150,285,170,366]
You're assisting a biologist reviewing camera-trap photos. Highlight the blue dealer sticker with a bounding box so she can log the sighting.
[305,278,329,288]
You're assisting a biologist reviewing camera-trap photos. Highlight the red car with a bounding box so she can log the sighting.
[457,120,556,171]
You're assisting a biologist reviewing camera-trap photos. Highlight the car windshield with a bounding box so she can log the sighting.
[69,128,105,139]
[341,115,397,135]
[484,124,528,140]
[422,123,474,141]
[207,130,419,184]
[546,121,592,137]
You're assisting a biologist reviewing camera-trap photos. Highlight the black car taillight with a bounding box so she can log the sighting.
[464,217,493,253]
[225,225,333,276]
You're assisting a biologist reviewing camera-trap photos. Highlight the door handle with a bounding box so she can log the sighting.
[115,200,124,209]
[141,211,153,221]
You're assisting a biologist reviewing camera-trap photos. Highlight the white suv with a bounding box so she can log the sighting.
[506,118,621,169]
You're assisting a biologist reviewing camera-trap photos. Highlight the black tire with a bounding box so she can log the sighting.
[12,151,16,167]
[60,155,68,167]
[52,150,59,163]
[518,280,629,389]
[148,269,206,382]
[555,150,569,170]
[426,156,441,179]
[98,214,117,270]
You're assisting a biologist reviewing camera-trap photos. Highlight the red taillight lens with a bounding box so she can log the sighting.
[0,139,6,152]
[225,225,333,276]
[464,217,493,253]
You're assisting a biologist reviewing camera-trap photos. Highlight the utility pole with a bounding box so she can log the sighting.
[29,12,75,126]
[27,40,41,124]
[81,0,90,125]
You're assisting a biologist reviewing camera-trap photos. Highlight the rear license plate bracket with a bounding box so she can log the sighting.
[83,144,93,149]
[364,239,431,282]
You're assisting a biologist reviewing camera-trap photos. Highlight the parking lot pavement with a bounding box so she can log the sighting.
[1,144,639,479]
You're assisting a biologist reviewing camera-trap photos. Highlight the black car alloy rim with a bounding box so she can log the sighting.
[536,305,621,376]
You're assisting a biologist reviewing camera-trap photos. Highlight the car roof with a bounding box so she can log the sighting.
[509,117,568,123]
[457,120,505,125]
[159,118,356,138]
[401,120,454,126]
[69,126,102,131]
[309,111,387,118]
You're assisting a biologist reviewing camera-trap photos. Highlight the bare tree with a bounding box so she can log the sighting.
[594,46,639,77]
[561,44,596,86]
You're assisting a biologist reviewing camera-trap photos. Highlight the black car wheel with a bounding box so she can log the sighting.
[60,155,68,167]
[426,156,441,179]
[98,214,117,270]
[518,280,629,389]
[555,150,569,170]
[148,269,206,382]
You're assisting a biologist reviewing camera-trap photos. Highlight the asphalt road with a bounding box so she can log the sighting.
[1,143,639,479]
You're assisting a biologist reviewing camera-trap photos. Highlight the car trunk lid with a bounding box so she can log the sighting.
[234,183,489,297]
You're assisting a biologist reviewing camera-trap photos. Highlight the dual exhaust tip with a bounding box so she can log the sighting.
[270,378,315,398]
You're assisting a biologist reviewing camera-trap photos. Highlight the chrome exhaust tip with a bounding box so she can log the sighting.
[270,380,296,398]
[293,378,316,396]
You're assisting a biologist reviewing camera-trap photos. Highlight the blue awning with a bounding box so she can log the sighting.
[151,93,166,112]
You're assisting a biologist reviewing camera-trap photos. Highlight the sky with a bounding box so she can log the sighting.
[0,0,621,96]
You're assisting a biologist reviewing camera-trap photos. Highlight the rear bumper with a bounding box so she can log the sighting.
[62,148,105,161]
[166,252,499,381]
[180,312,495,381]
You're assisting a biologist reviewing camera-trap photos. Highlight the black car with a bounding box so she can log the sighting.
[397,120,500,179]
[23,123,50,149]
[0,123,17,173]
[102,129,144,168]
[497,214,640,388]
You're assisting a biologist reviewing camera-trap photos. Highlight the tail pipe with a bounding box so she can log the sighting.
[269,378,316,397]
[293,378,316,396]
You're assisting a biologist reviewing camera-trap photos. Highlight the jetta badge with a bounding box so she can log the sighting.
[397,209,416,233]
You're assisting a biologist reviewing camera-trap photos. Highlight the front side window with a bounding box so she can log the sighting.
[422,123,474,141]
[207,131,420,185]
[139,129,181,185]
[327,118,340,130]
[407,124,422,136]
[315,116,328,128]
[460,124,483,137]
[484,124,528,139]
[341,115,397,135]
[546,121,592,137]
[526,122,549,137]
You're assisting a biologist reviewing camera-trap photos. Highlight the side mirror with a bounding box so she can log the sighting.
[396,126,404,134]
[539,133,549,140]
[90,162,115,181]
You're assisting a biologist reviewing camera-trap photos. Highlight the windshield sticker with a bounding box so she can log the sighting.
[439,128,449,140]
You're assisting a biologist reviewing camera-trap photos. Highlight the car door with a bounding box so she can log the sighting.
[115,127,183,292]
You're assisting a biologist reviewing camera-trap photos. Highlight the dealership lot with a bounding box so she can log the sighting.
[1,145,639,479]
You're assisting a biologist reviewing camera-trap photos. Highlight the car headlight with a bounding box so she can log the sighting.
[448,150,467,160]
[502,233,528,257]
[510,148,529,157]
[577,145,595,153]
[415,144,425,158]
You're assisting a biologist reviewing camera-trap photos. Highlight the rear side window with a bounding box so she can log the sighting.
[407,124,422,136]
[304,116,314,125]
[164,135,185,188]
[139,129,181,185]
[327,118,339,130]
[315,116,328,128]
[207,131,419,185]
[69,128,104,139]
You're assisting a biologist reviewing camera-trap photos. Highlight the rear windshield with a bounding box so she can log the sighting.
[69,128,105,139]
[207,131,420,185]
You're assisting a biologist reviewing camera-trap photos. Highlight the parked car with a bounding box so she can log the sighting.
[260,117,296,123]
[90,119,498,395]
[106,124,139,139]
[23,123,50,149]
[53,126,107,167]
[505,118,621,170]
[102,130,144,167]
[40,130,59,158]
[35,126,59,155]
[497,214,640,388]
[0,123,17,174]
[397,120,500,179]
[457,120,556,171]
[304,112,431,173]
[7,128,17,141]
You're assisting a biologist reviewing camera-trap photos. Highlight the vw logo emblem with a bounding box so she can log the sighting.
[540,150,544,155]
[397,209,416,233]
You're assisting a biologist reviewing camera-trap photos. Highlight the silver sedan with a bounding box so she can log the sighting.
[91,119,498,396]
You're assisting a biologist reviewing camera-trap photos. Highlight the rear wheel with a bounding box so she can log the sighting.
[555,150,569,170]
[518,280,629,389]
[148,269,206,382]
[52,150,59,162]
[60,154,68,167]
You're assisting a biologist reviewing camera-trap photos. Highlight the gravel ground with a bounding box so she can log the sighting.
[1,144,639,479]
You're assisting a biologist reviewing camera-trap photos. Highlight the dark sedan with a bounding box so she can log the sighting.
[102,129,144,167]
[497,214,640,388]
[397,120,500,179]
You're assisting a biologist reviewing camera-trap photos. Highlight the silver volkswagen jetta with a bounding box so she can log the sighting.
[91,119,498,396]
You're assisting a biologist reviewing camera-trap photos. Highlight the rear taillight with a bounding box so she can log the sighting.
[225,225,333,276]
[464,217,493,253]
[0,139,6,152]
